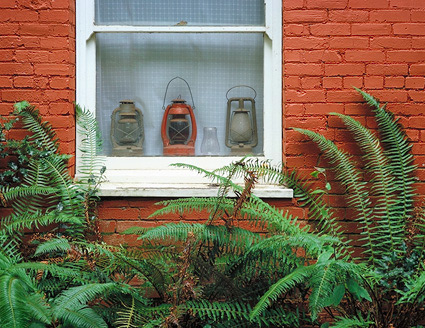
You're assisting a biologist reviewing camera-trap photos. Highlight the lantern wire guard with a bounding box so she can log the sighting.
[225,85,258,154]
[161,77,197,156]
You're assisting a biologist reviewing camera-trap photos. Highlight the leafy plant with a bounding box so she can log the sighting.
[0,102,112,328]
[251,89,425,327]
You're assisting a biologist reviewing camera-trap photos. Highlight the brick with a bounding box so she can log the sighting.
[20,0,51,9]
[285,76,301,88]
[366,63,408,75]
[284,51,303,62]
[343,76,363,88]
[345,50,386,62]
[0,76,12,88]
[410,117,425,129]
[329,37,369,49]
[54,128,75,141]
[39,10,71,23]
[284,0,304,9]
[394,23,425,35]
[18,24,50,35]
[301,76,322,89]
[349,0,389,8]
[410,64,425,75]
[40,37,70,50]
[19,37,41,48]
[323,77,343,88]
[412,11,425,22]
[15,50,50,63]
[44,90,74,102]
[0,63,33,75]
[384,76,404,88]
[310,23,351,36]
[352,24,392,35]
[326,90,364,102]
[285,90,326,103]
[285,63,324,76]
[408,91,425,102]
[98,220,116,233]
[329,10,369,22]
[387,51,425,62]
[49,102,74,115]
[405,77,425,89]
[0,0,16,8]
[102,234,139,247]
[303,50,343,63]
[285,104,304,116]
[285,37,329,50]
[305,103,344,114]
[34,63,71,75]
[390,0,425,8]
[345,103,369,115]
[51,0,70,9]
[0,23,18,35]
[325,63,365,76]
[370,37,411,49]
[44,114,74,128]
[386,103,424,115]
[285,24,309,36]
[3,9,38,22]
[364,76,384,89]
[370,10,410,22]
[371,90,408,102]
[49,50,74,63]
[284,10,328,23]
[413,38,425,49]
[1,89,42,102]
[51,24,73,37]
[0,50,14,62]
[306,0,348,9]
[0,36,20,48]
[49,76,72,89]
[13,76,34,88]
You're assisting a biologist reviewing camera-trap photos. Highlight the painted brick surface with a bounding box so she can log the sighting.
[0,0,424,245]
[0,0,76,170]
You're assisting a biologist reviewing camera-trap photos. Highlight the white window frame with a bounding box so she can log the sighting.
[75,0,291,198]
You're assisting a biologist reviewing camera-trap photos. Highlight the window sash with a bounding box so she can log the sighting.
[76,0,282,188]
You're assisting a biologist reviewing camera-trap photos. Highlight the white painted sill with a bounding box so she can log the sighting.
[96,168,293,198]
[98,182,293,198]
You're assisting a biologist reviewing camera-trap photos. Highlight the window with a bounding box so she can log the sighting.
[76,0,288,197]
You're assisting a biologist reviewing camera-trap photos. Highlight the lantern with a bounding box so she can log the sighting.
[110,100,144,156]
[225,86,258,154]
[161,77,197,156]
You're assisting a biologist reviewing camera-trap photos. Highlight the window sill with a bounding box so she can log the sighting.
[98,182,293,198]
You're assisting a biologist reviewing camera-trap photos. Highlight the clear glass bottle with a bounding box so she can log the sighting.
[201,127,220,155]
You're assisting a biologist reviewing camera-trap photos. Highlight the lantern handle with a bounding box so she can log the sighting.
[162,77,195,110]
[226,85,257,100]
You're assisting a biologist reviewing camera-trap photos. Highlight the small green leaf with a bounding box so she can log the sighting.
[325,182,331,190]
[14,101,30,113]
[347,278,372,302]
[310,171,319,178]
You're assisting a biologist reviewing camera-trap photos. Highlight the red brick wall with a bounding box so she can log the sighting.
[283,0,425,232]
[0,0,76,168]
[0,0,424,242]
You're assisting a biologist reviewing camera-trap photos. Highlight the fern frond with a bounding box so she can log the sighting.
[356,88,416,222]
[331,315,373,328]
[331,112,403,257]
[75,104,105,182]
[250,265,313,319]
[187,299,251,322]
[293,128,377,265]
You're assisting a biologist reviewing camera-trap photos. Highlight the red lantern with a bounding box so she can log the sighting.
[161,77,197,156]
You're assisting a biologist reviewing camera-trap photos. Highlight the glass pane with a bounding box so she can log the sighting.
[95,0,265,26]
[96,33,264,156]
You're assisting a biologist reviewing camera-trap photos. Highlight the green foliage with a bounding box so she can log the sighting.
[252,90,425,327]
[0,102,112,328]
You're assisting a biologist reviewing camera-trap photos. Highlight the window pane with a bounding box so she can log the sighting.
[96,33,264,156]
[95,0,265,26]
